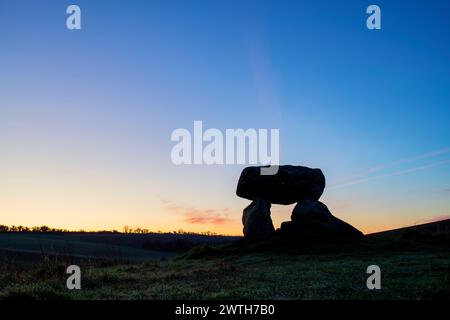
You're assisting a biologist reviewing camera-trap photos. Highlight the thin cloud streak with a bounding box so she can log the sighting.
[414,214,450,225]
[184,210,232,225]
[331,147,450,187]
[329,159,450,190]
[367,147,450,173]
[160,199,232,226]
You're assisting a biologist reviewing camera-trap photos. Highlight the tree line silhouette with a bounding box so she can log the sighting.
[0,224,228,236]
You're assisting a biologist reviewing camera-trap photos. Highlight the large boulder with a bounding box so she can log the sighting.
[242,198,275,240]
[280,200,363,242]
[236,165,326,205]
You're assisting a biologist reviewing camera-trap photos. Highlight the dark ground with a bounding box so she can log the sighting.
[0,220,449,300]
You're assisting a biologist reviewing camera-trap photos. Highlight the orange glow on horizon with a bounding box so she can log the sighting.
[0,218,420,237]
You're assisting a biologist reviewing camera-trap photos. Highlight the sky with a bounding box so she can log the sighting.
[1,0,449,235]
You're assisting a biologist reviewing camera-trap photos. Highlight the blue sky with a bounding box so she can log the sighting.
[1,0,449,234]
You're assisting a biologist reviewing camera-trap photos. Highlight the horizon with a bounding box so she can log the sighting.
[1,0,450,236]
[2,215,450,237]
[0,223,237,236]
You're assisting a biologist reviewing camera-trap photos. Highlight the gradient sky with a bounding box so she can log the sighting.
[1,0,449,235]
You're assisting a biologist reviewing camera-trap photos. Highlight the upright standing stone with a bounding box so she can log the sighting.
[242,198,275,240]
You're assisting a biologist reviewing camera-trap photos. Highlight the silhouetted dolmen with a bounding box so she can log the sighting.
[236,165,363,242]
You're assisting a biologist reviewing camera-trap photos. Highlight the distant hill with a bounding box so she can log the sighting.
[367,219,450,239]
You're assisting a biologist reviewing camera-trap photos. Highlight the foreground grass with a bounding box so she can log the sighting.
[1,237,449,300]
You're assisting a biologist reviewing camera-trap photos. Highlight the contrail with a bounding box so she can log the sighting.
[366,147,450,173]
[329,159,450,190]
[330,147,450,188]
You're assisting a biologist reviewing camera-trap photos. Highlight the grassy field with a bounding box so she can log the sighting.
[0,233,175,263]
[0,221,449,300]
[0,232,239,263]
